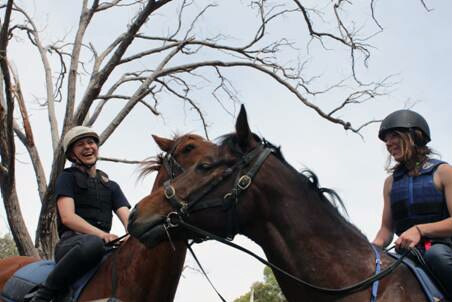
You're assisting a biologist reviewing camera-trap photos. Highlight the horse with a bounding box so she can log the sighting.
[0,133,217,301]
[128,106,429,302]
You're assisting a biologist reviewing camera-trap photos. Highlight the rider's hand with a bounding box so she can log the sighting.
[99,232,119,243]
[395,225,422,250]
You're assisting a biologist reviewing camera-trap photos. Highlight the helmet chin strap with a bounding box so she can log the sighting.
[72,154,98,171]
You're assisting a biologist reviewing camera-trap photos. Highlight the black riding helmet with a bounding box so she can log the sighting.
[378,109,431,146]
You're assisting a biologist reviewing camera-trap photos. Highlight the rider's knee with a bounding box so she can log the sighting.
[424,244,450,270]
[78,235,105,261]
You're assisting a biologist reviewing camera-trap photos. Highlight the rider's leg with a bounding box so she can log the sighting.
[29,234,105,302]
[424,243,452,299]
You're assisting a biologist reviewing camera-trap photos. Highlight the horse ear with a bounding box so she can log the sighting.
[152,135,174,152]
[235,105,255,151]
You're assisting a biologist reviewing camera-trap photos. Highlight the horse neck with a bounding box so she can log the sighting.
[241,160,375,300]
[83,237,187,301]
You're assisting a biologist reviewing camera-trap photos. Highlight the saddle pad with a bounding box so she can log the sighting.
[388,252,447,302]
[1,260,55,302]
[0,252,110,302]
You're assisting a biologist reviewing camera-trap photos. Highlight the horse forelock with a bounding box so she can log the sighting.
[139,133,201,180]
[139,153,164,180]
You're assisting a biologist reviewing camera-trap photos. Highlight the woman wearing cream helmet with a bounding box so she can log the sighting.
[28,126,130,302]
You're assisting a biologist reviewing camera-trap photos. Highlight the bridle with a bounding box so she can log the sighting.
[157,140,411,300]
[163,144,272,239]
[162,148,185,180]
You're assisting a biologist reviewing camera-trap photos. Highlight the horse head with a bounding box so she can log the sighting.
[129,105,280,246]
[147,133,218,191]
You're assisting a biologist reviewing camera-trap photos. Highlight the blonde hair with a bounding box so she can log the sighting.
[385,129,433,175]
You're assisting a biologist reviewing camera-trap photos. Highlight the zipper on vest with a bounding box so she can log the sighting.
[408,176,414,208]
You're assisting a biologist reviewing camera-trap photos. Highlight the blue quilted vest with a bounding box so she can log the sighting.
[391,159,449,235]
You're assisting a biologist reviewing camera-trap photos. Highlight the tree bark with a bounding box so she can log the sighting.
[0,0,38,258]
[0,180,39,257]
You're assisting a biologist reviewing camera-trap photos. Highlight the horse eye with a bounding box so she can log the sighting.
[196,162,212,171]
[182,144,195,154]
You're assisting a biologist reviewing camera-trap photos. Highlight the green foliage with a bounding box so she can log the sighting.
[234,266,287,302]
[0,233,19,258]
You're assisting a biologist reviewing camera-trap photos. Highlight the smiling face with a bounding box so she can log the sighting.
[384,131,404,162]
[70,136,99,166]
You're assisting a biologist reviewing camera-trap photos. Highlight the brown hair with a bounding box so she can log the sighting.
[385,129,433,175]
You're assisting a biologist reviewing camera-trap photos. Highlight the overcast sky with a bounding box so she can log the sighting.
[1,0,452,301]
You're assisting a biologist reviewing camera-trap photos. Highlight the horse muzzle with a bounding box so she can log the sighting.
[128,208,168,248]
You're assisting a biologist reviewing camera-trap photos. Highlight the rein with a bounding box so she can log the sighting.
[161,145,231,301]
[173,217,410,297]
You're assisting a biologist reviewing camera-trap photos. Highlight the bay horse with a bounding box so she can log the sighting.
[128,106,429,302]
[0,133,217,301]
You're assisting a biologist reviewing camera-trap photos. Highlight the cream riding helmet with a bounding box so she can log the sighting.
[63,126,100,166]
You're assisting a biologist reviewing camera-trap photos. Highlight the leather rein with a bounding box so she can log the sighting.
[160,142,410,299]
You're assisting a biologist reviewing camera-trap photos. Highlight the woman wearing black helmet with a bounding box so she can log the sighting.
[372,109,452,297]
[28,126,130,302]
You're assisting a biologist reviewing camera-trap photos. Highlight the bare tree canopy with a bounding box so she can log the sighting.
[0,0,433,260]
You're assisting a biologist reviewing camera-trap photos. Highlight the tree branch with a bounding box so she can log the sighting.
[11,67,47,201]
[13,5,60,151]
[98,156,144,164]
[99,38,187,144]
[0,0,14,184]
[0,163,7,176]
[64,0,99,133]
[156,79,209,138]
[74,0,172,126]
[0,0,38,257]
[158,60,381,133]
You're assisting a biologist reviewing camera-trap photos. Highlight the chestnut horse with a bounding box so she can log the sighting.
[128,106,429,302]
[0,133,217,301]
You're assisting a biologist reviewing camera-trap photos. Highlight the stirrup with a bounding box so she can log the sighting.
[23,285,57,302]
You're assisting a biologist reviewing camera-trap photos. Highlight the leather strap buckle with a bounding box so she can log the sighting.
[238,175,252,190]
[164,185,176,199]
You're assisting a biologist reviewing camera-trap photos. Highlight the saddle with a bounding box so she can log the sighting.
[388,252,448,302]
[0,259,101,302]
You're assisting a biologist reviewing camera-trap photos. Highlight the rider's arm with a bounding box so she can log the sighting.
[115,207,129,231]
[57,196,110,238]
[372,175,394,248]
[110,181,131,232]
[416,164,452,238]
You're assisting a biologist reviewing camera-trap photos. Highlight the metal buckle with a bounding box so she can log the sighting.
[166,211,181,228]
[164,185,176,199]
[237,175,252,190]
[223,192,232,200]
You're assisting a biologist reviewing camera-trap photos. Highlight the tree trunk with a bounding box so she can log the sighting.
[34,148,65,258]
[0,182,39,257]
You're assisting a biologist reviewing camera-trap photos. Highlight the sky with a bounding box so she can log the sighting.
[1,0,452,301]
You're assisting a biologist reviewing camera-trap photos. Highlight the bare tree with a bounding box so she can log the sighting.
[0,0,392,258]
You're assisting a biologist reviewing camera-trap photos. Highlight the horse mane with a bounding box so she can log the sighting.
[300,169,348,216]
[218,132,367,239]
[138,153,164,180]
